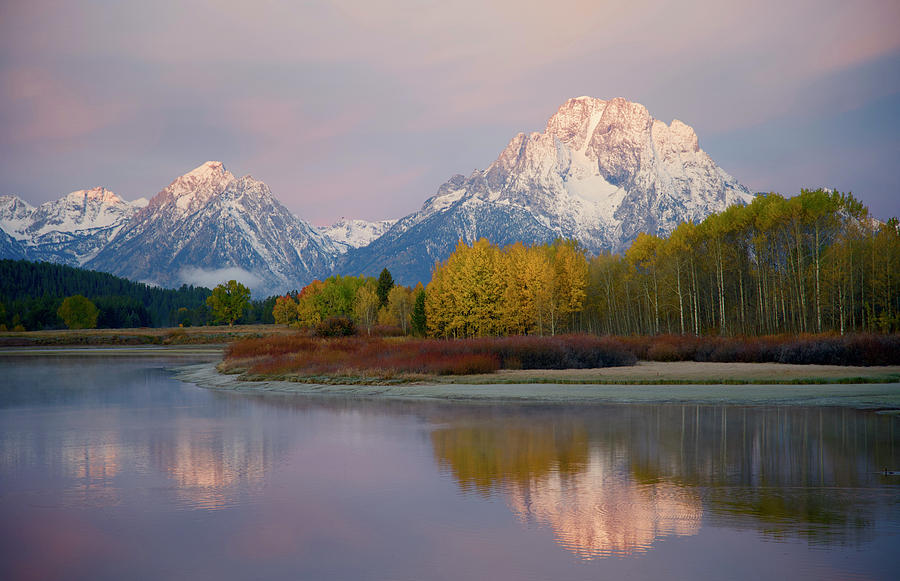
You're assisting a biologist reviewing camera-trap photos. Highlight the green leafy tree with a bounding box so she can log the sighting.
[206,280,251,326]
[57,295,99,329]
[376,268,395,308]
[314,275,365,319]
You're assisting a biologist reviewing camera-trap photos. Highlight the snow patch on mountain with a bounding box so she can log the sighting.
[0,195,34,239]
[319,218,398,253]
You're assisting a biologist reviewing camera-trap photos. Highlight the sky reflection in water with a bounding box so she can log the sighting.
[0,356,897,580]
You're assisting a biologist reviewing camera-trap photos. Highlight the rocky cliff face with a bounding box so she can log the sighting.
[342,96,753,285]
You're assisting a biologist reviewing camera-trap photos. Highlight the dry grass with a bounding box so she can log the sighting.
[0,324,297,346]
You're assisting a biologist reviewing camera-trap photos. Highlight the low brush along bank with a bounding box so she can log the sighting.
[221,333,900,385]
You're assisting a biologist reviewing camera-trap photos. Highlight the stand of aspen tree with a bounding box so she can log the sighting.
[275,189,899,338]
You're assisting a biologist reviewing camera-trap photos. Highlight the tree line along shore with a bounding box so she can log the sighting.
[269,189,900,340]
[2,189,898,370]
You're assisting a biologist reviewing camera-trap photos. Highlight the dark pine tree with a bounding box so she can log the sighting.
[410,289,427,336]
[376,268,394,308]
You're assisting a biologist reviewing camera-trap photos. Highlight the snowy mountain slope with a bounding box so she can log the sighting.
[318,218,398,253]
[0,229,26,260]
[342,199,559,284]
[342,96,754,285]
[86,162,338,296]
[0,188,147,265]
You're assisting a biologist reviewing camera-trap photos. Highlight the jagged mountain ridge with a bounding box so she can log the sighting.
[341,96,753,284]
[1,96,754,294]
[0,188,148,265]
[318,218,398,254]
[87,162,338,296]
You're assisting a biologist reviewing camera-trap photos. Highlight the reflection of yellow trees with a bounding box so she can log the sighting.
[431,416,701,559]
[434,405,895,551]
[432,420,589,496]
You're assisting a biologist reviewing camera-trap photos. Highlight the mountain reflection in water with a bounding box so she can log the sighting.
[1,357,898,581]
[431,404,897,557]
[506,454,702,559]
[151,416,277,510]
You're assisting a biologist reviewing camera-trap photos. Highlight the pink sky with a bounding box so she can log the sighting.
[1,0,899,223]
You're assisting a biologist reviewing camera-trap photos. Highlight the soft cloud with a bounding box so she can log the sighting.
[1,68,133,146]
[178,267,263,292]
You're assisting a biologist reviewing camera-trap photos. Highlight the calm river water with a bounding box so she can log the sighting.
[1,354,898,580]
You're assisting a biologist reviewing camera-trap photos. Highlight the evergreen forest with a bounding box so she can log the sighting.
[0,260,275,330]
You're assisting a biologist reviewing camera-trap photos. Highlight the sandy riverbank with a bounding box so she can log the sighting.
[173,361,900,408]
[454,361,900,384]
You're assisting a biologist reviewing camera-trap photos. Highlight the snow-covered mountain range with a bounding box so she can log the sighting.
[318,218,397,254]
[86,162,337,296]
[1,96,754,294]
[340,96,753,284]
[0,188,147,265]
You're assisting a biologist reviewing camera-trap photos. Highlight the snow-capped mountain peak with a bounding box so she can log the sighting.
[0,186,148,265]
[151,161,236,216]
[0,195,35,237]
[87,163,338,296]
[341,96,754,285]
[544,95,608,152]
[184,160,228,179]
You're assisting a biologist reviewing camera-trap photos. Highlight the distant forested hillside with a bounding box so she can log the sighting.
[0,260,275,330]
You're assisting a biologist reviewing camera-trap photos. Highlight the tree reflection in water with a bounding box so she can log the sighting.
[430,405,898,558]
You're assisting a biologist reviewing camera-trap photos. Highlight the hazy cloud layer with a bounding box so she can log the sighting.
[1,0,898,222]
[178,267,263,292]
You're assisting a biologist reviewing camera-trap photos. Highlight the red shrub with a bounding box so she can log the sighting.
[225,332,899,379]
